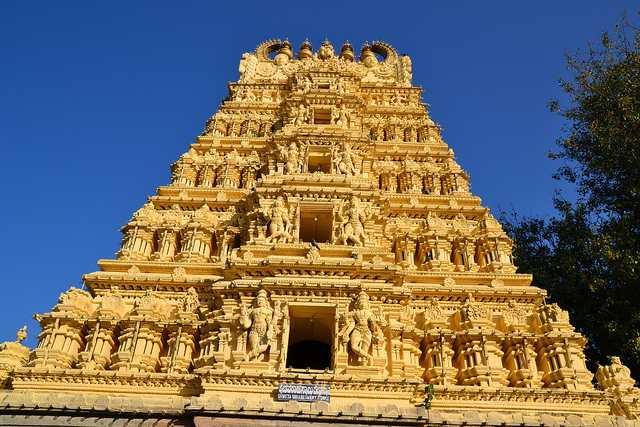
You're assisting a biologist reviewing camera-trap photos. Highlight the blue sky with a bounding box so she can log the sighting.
[0,1,636,346]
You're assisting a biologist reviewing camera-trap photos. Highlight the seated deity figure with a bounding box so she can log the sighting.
[264,197,293,243]
[339,291,383,365]
[239,290,280,361]
[293,104,308,126]
[333,142,360,176]
[337,196,368,246]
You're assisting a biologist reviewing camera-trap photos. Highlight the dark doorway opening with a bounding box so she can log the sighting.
[286,340,331,370]
[286,305,334,371]
[299,210,333,243]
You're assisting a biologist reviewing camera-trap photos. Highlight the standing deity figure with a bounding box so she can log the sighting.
[336,104,350,127]
[182,288,200,313]
[264,197,293,243]
[238,53,258,82]
[333,142,360,176]
[400,55,413,85]
[339,291,383,365]
[336,196,369,246]
[330,105,340,125]
[16,326,27,343]
[279,142,301,174]
[239,290,279,361]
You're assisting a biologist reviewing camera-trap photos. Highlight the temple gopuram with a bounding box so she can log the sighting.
[1,39,639,426]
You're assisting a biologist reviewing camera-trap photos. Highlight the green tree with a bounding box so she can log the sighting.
[503,14,640,375]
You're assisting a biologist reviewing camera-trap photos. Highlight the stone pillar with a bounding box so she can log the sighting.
[161,323,197,374]
[423,172,441,195]
[177,227,214,262]
[422,333,457,385]
[111,320,164,373]
[77,319,118,371]
[117,225,155,261]
[152,228,179,261]
[198,165,217,188]
[171,160,198,187]
[194,323,231,371]
[451,238,478,272]
[503,337,541,388]
[418,235,453,271]
[29,317,85,369]
[453,334,508,387]
[536,336,593,390]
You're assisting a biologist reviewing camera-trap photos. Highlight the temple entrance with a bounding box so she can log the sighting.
[299,209,333,243]
[286,305,334,371]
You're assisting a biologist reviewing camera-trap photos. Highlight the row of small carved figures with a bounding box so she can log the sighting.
[202,115,435,144]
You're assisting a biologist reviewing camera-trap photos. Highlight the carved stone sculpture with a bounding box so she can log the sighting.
[239,290,279,361]
[339,291,383,365]
[336,196,369,246]
[264,197,294,243]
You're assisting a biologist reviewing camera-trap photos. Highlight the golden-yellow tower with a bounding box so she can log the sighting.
[1,39,639,426]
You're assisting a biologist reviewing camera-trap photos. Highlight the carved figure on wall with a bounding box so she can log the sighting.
[400,55,413,85]
[460,293,490,323]
[182,288,200,313]
[238,53,258,82]
[336,196,369,246]
[16,326,27,343]
[339,291,383,364]
[264,197,294,243]
[293,104,308,126]
[239,290,279,361]
[332,142,360,176]
[278,142,301,174]
[330,105,340,125]
[596,356,637,393]
[336,104,350,127]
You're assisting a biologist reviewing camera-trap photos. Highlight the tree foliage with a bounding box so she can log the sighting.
[503,14,640,375]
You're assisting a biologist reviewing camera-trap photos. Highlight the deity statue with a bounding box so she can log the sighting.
[238,53,258,82]
[400,55,413,85]
[460,293,490,323]
[16,326,27,343]
[339,291,383,364]
[182,288,200,313]
[336,104,350,127]
[330,105,340,125]
[264,197,294,243]
[331,142,359,176]
[596,356,637,393]
[302,76,313,93]
[336,196,369,246]
[239,290,280,361]
[293,104,308,126]
[279,142,301,174]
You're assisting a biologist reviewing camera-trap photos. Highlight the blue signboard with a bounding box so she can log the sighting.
[277,383,330,402]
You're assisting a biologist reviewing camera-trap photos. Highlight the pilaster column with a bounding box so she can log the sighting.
[111,319,165,373]
[117,225,155,261]
[29,316,84,369]
[77,319,117,370]
[161,323,197,374]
